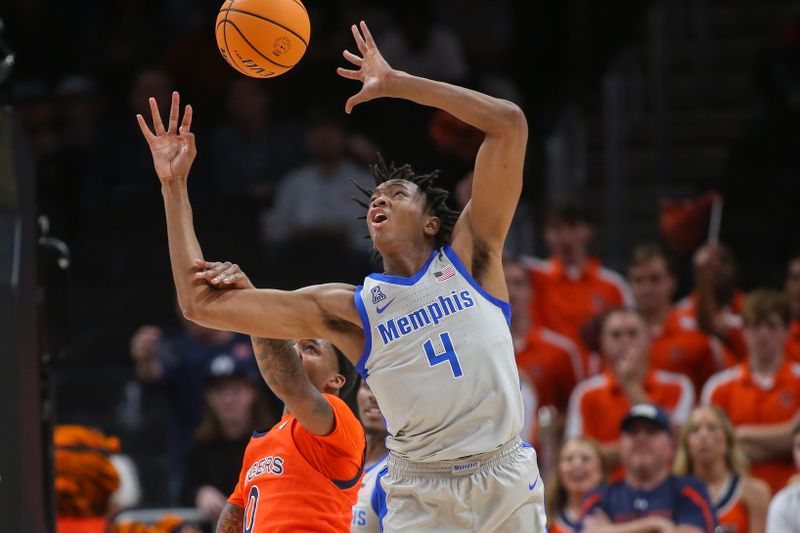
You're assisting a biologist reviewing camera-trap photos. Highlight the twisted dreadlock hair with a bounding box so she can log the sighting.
[352,155,460,256]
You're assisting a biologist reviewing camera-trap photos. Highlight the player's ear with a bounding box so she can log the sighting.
[424,215,441,237]
[329,372,346,393]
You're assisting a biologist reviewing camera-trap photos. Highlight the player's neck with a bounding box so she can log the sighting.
[381,246,435,277]
[365,433,388,466]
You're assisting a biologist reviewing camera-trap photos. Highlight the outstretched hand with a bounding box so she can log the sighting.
[137,91,197,183]
[336,21,394,114]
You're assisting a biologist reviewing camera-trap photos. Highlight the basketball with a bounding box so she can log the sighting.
[215,0,310,78]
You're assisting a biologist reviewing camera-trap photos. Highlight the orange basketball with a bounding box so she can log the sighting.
[216,0,310,78]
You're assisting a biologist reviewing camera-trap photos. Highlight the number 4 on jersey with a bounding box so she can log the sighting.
[423,332,463,378]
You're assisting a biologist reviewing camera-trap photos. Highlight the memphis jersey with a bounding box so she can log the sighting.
[351,453,389,532]
[354,245,524,461]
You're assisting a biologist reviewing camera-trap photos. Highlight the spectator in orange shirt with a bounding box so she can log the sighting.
[682,243,747,362]
[628,243,726,393]
[506,257,583,416]
[674,405,771,533]
[564,308,694,476]
[784,254,800,362]
[701,289,800,494]
[524,201,632,368]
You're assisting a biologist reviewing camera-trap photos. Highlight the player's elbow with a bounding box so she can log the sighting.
[492,102,528,137]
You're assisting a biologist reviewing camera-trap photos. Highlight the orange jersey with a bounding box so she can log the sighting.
[676,292,747,363]
[714,475,749,533]
[649,307,726,394]
[515,326,583,412]
[702,360,800,493]
[785,320,800,363]
[229,394,366,533]
[526,257,632,357]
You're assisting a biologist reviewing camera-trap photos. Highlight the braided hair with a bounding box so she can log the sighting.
[352,155,460,255]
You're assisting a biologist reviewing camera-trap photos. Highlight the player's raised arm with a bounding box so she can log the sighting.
[138,93,363,358]
[337,21,528,251]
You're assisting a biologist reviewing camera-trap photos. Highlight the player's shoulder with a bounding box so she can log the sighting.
[323,393,364,431]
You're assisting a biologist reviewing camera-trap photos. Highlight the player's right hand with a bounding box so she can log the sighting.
[136,91,197,183]
[194,259,255,290]
[130,325,162,362]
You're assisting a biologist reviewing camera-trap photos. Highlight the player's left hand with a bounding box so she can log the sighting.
[337,20,394,114]
[194,259,255,289]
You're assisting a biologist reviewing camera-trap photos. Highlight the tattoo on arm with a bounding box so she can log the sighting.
[216,503,243,533]
[251,337,307,393]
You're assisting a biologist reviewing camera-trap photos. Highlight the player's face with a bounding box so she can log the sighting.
[543,221,591,265]
[206,377,258,423]
[743,313,788,363]
[628,258,675,313]
[504,262,531,313]
[357,380,386,436]
[685,407,727,466]
[295,339,342,394]
[558,439,603,496]
[367,180,434,251]
[601,312,650,368]
[620,420,673,476]
[785,258,800,314]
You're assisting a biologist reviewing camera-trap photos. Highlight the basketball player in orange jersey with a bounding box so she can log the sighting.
[138,20,542,532]
[215,332,365,532]
[674,405,770,533]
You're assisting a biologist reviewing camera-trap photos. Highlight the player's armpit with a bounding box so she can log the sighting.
[215,503,243,533]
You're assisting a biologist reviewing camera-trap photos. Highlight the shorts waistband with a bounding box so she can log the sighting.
[388,438,525,477]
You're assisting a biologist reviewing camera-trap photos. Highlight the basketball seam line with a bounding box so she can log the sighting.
[221,5,250,76]
[219,8,309,48]
[219,19,294,70]
[287,0,307,15]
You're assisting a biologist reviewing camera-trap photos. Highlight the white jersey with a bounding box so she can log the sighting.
[354,245,524,462]
[351,452,389,533]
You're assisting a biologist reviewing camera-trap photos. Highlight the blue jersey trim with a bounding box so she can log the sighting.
[365,452,389,475]
[252,429,268,438]
[371,465,390,532]
[332,443,367,490]
[354,285,373,380]
[713,474,739,512]
[442,245,512,326]
[367,248,439,286]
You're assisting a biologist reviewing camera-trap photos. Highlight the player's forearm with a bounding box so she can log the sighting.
[215,503,243,533]
[161,180,209,319]
[384,70,526,137]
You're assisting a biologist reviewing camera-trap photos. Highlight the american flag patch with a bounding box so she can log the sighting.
[433,265,456,283]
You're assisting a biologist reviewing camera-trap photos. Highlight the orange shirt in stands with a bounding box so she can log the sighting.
[785,320,800,363]
[229,394,365,533]
[713,475,749,533]
[649,307,726,395]
[702,360,800,493]
[677,292,747,363]
[527,257,632,360]
[515,326,584,413]
[565,369,694,478]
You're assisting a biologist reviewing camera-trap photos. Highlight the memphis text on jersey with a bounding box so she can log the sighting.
[376,289,475,346]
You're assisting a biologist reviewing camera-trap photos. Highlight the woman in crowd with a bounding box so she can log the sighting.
[545,437,606,533]
[674,405,770,533]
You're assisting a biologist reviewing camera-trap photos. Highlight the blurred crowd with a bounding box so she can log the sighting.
[3,0,800,531]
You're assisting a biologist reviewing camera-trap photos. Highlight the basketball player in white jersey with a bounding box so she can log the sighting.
[138,20,544,532]
[352,380,389,532]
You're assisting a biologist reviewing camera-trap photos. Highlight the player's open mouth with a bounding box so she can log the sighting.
[370,210,389,229]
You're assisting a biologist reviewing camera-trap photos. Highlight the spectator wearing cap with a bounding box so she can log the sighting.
[580,404,718,533]
[565,308,694,478]
[180,354,278,523]
[523,200,633,372]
